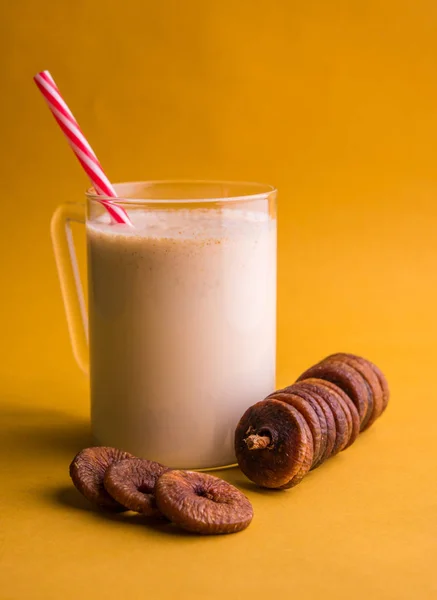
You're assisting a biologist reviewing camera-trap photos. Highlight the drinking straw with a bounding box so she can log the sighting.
[34,70,132,226]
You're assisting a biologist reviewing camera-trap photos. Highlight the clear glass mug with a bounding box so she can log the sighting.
[51,180,277,469]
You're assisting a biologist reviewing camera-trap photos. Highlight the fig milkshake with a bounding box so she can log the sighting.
[87,195,276,468]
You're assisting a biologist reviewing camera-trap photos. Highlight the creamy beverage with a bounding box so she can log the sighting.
[87,207,276,468]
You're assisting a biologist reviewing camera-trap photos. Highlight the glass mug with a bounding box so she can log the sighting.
[51,180,277,469]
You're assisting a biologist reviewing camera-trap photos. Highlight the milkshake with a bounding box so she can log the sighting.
[87,204,276,469]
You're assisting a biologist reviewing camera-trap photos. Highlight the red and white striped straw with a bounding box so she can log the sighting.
[34,70,132,226]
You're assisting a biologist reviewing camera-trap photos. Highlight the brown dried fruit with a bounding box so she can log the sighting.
[313,378,360,448]
[69,446,135,511]
[104,458,170,517]
[325,353,387,426]
[371,362,390,413]
[234,353,388,491]
[284,383,336,466]
[281,387,329,469]
[296,360,370,429]
[234,398,313,489]
[155,470,253,534]
[267,391,322,468]
[279,428,314,489]
[318,357,370,430]
[295,379,350,454]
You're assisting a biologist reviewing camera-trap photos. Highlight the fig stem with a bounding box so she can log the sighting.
[244,434,271,450]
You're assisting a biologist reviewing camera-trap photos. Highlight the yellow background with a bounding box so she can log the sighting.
[1,1,436,598]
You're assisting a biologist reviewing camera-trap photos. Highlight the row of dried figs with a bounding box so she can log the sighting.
[235,352,389,489]
[69,447,253,535]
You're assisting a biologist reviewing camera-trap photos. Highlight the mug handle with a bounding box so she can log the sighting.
[50,203,89,375]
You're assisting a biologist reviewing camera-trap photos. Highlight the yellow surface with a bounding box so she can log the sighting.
[1,1,437,598]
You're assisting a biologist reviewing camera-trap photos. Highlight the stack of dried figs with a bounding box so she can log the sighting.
[235,353,389,489]
[69,448,253,535]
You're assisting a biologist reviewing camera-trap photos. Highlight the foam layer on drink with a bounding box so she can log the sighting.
[89,207,271,238]
[87,208,276,468]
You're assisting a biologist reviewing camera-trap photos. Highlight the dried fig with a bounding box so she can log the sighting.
[69,446,135,511]
[234,398,313,489]
[267,391,323,468]
[294,380,350,454]
[279,428,314,489]
[296,360,370,429]
[279,387,329,469]
[283,384,336,466]
[312,378,360,447]
[155,470,253,535]
[104,458,170,517]
[324,353,387,426]
[297,378,354,449]
[368,359,390,413]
